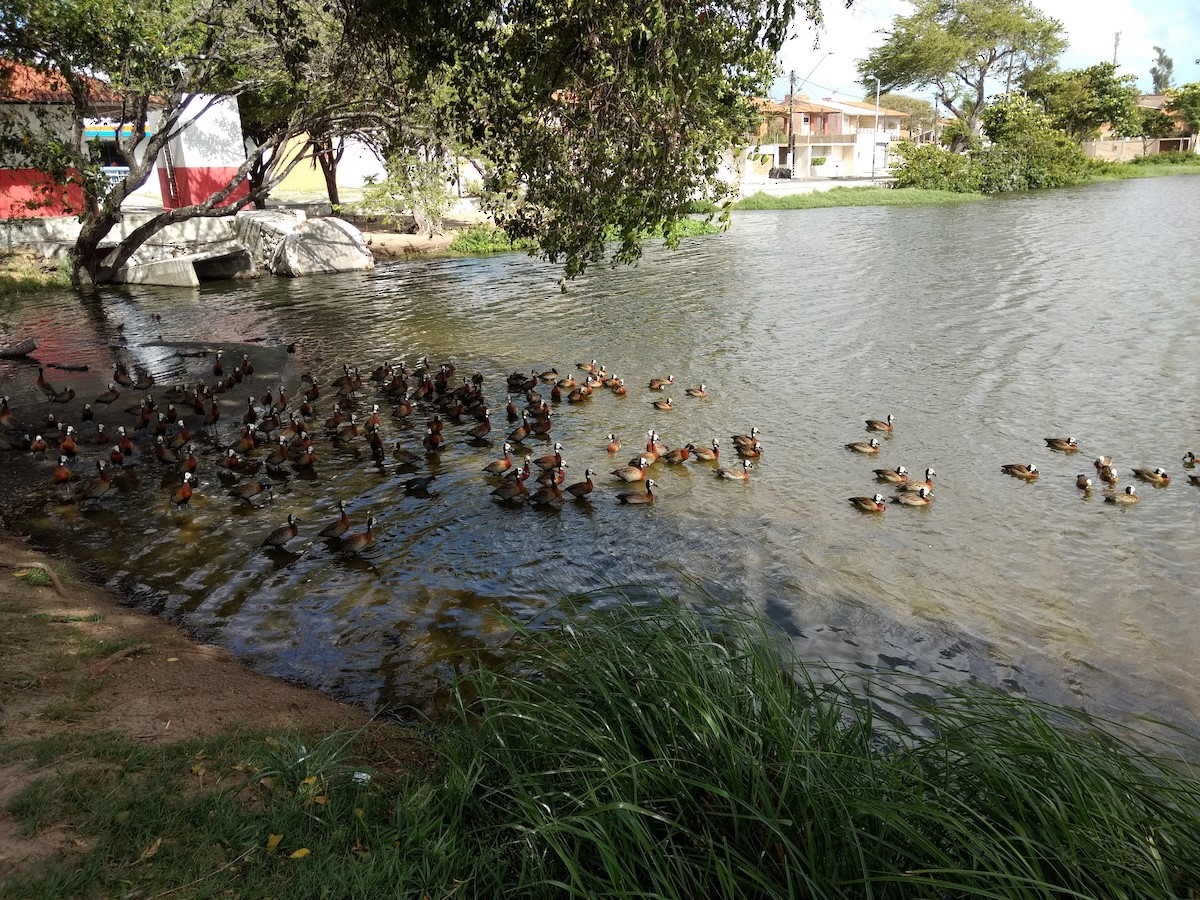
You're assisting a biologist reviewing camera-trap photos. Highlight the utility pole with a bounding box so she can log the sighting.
[1113,31,1121,66]
[787,70,796,175]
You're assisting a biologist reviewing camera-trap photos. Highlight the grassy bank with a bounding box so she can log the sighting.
[5,591,1200,898]
[0,250,71,299]
[1086,151,1200,183]
[702,185,987,212]
[446,217,722,257]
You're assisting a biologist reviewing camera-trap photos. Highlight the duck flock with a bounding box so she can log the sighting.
[0,353,778,554]
[3,353,1197,554]
[847,423,1198,513]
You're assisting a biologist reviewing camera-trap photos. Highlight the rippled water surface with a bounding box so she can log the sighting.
[3,175,1199,726]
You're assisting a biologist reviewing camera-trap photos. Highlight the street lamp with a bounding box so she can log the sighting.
[870,75,880,182]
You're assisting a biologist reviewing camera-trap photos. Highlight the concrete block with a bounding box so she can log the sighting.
[269,217,374,277]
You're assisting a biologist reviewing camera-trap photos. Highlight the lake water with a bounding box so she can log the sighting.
[3,174,1199,729]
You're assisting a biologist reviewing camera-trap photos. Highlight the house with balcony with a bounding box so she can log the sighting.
[748,94,910,181]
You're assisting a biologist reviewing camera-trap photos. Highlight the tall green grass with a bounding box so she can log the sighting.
[428,601,1200,898]
[689,186,986,213]
[6,601,1200,898]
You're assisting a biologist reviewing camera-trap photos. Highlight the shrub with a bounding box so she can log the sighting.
[890,141,980,192]
[810,156,826,167]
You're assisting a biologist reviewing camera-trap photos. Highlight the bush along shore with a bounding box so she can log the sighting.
[4,574,1200,898]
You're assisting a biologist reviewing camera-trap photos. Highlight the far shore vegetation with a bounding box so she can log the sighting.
[5,597,1200,897]
[0,249,72,297]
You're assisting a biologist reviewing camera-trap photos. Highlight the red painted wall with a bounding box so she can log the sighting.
[0,169,86,218]
[159,166,249,209]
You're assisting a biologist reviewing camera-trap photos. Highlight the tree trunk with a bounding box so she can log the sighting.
[313,136,344,207]
[71,211,121,288]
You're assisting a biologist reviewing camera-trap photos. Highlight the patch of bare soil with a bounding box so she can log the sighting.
[0,532,419,881]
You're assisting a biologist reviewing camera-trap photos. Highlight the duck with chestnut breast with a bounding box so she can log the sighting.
[617,479,656,505]
[731,427,760,450]
[652,397,675,411]
[1093,455,1113,471]
[535,465,568,488]
[80,460,113,502]
[874,465,908,484]
[319,500,351,539]
[717,459,753,481]
[897,468,936,493]
[692,439,720,462]
[1098,464,1118,485]
[527,480,564,508]
[865,414,894,433]
[262,514,300,548]
[170,471,195,509]
[482,442,515,475]
[850,493,887,513]
[685,384,708,398]
[1044,436,1078,453]
[661,443,695,464]
[605,433,622,453]
[232,480,273,505]
[845,438,881,455]
[95,383,120,405]
[612,458,649,482]
[341,516,376,553]
[1104,485,1139,505]
[1001,463,1039,480]
[648,375,674,391]
[1131,466,1169,486]
[893,486,933,506]
[565,468,595,500]
[491,469,529,502]
[1076,474,1093,492]
[533,442,565,471]
[738,440,764,460]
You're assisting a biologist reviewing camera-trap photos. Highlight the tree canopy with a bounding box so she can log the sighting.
[2,0,825,287]
[857,0,1065,141]
[1150,47,1173,94]
[876,92,936,136]
[1165,83,1200,139]
[1021,62,1140,141]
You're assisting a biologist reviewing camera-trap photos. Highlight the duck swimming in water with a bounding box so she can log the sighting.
[849,494,887,512]
[1001,463,1039,480]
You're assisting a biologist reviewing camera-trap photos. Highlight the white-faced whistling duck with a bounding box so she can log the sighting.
[874,465,908,483]
[491,470,529,502]
[171,472,194,508]
[319,500,351,538]
[617,479,656,505]
[527,481,563,507]
[692,439,719,462]
[1187,474,1200,487]
[213,350,224,376]
[403,475,437,496]
[52,454,74,488]
[661,444,695,464]
[80,403,94,422]
[59,427,77,457]
[533,442,564,471]
[113,364,133,387]
[652,397,674,411]
[893,487,932,506]
[648,375,673,391]
[717,460,753,481]
[685,384,707,398]
[1099,464,1118,485]
[1105,485,1139,505]
[36,367,57,397]
[732,427,759,449]
[89,423,108,445]
[263,513,300,548]
[1182,451,1196,468]
[50,387,75,404]
[865,414,894,433]
[738,440,764,460]
[846,439,880,454]
[605,433,622,453]
[1093,455,1113,471]
[850,494,887,512]
[1131,466,1169,485]
[612,458,649,482]
[1001,463,1039,480]
[95,383,119,405]
[1044,436,1078,452]
[565,468,595,500]
[1076,474,1093,491]
[232,481,273,505]
[81,460,112,501]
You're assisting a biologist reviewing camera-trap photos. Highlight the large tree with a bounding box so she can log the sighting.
[857,0,1065,145]
[1150,47,1173,94]
[1022,62,1140,142]
[346,0,820,280]
[0,0,378,287]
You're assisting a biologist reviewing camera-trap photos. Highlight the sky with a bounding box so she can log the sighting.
[773,0,1200,104]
